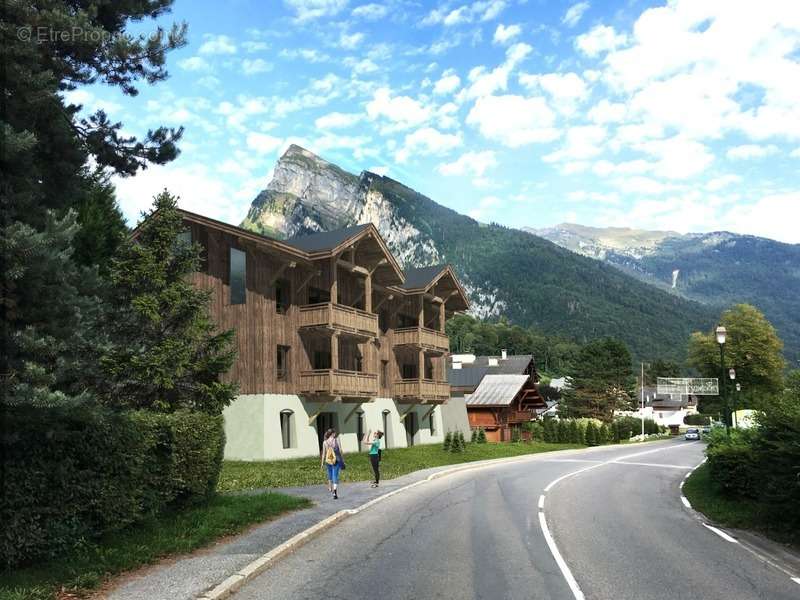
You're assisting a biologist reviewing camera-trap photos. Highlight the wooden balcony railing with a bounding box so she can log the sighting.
[394,378,450,402]
[298,302,379,338]
[393,326,449,353]
[500,410,535,424]
[300,369,378,398]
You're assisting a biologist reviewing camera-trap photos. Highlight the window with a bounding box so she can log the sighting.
[229,247,246,305]
[380,360,388,389]
[277,345,290,381]
[397,313,417,328]
[401,363,418,379]
[177,229,192,246]
[276,278,291,314]
[313,350,331,370]
[382,409,391,448]
[429,411,436,435]
[357,411,365,450]
[280,410,293,449]
[424,357,433,380]
[308,286,331,304]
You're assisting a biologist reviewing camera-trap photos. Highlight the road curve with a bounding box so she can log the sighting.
[231,440,799,600]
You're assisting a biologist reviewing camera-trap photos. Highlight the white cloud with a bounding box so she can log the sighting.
[592,159,652,177]
[562,2,590,28]
[726,144,779,160]
[198,34,237,55]
[395,127,462,163]
[241,58,272,75]
[284,0,347,21]
[575,25,627,57]
[459,42,532,101]
[315,112,363,129]
[242,40,268,53]
[368,165,390,176]
[347,58,379,75]
[567,190,620,204]
[339,32,365,50]
[246,132,283,155]
[544,125,607,163]
[438,150,498,177]
[587,99,627,124]
[423,0,507,27]
[519,72,587,114]
[634,136,715,179]
[493,23,521,44]
[705,174,742,191]
[467,94,559,147]
[178,56,211,71]
[433,70,461,95]
[366,87,431,130]
[352,3,388,19]
[279,48,331,63]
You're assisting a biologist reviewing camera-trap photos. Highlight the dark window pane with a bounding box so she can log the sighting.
[280,411,292,449]
[277,345,289,381]
[276,278,290,314]
[313,350,331,370]
[308,286,331,304]
[230,247,246,305]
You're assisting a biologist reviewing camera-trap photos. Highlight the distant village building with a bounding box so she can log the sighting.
[163,209,470,460]
[447,353,546,442]
[621,386,699,427]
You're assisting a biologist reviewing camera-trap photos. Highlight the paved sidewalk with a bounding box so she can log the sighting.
[104,445,635,600]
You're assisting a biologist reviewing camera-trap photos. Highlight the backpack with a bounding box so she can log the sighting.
[324,444,337,465]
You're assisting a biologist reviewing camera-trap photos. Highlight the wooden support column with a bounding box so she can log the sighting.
[417,295,424,327]
[364,272,372,313]
[330,256,338,304]
[418,348,425,380]
[331,331,340,371]
[439,301,446,333]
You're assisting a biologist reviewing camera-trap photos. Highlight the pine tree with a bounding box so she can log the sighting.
[599,424,610,445]
[557,419,569,443]
[543,418,557,443]
[443,431,453,451]
[478,427,487,443]
[568,419,580,444]
[98,192,237,414]
[585,422,599,446]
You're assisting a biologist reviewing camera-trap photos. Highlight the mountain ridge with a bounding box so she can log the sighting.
[241,145,720,362]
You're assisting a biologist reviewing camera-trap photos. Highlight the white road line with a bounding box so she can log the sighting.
[681,496,691,508]
[539,511,585,600]
[703,523,739,544]
[613,461,695,469]
[538,458,604,464]
[543,463,605,492]
[538,494,545,510]
[792,577,800,585]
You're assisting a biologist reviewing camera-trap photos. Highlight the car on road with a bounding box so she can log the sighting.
[701,426,711,436]
[685,427,700,440]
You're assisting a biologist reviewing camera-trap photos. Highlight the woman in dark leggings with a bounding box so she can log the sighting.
[363,430,384,487]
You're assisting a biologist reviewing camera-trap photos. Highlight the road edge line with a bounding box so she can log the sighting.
[196,446,610,599]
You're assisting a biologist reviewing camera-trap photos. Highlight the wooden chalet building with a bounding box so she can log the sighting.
[172,209,469,459]
[448,353,546,442]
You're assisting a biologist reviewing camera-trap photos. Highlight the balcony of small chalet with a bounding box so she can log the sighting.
[393,378,450,403]
[393,326,449,354]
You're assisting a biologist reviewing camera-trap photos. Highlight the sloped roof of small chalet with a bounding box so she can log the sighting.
[466,374,529,406]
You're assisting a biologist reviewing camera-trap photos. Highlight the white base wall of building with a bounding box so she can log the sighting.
[440,395,472,441]
[223,394,446,461]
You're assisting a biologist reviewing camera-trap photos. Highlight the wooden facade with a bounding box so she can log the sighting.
[466,379,546,442]
[174,209,469,405]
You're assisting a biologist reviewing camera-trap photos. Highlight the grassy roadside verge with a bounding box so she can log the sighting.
[0,492,309,600]
[219,441,584,492]
[682,463,799,549]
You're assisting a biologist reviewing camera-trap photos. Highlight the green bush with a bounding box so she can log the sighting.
[585,421,599,446]
[684,414,712,426]
[599,424,610,444]
[510,427,521,443]
[557,419,569,443]
[567,419,580,444]
[706,430,760,498]
[0,406,224,568]
[529,421,544,441]
[542,418,558,443]
[443,431,453,451]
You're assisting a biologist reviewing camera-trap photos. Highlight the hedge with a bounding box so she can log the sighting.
[0,406,224,568]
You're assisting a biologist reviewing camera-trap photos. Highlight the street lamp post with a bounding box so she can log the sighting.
[734,381,741,428]
[716,325,729,435]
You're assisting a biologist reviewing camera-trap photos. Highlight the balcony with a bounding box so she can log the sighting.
[300,369,378,399]
[393,326,449,354]
[500,410,535,424]
[394,378,450,403]
[298,303,378,338]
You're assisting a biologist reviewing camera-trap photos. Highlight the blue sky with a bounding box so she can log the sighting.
[68,0,800,242]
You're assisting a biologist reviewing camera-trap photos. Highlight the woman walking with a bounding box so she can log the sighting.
[321,428,344,499]
[363,430,384,488]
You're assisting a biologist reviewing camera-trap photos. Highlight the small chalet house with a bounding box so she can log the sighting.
[448,353,546,442]
[161,209,469,460]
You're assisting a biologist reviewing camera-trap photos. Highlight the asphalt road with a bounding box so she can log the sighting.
[232,439,799,600]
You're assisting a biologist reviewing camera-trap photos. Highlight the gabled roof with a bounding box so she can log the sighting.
[393,264,470,311]
[398,265,450,290]
[285,224,371,253]
[448,354,534,389]
[466,374,529,406]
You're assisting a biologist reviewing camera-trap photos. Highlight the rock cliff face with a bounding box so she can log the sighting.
[243,145,442,267]
[240,145,725,362]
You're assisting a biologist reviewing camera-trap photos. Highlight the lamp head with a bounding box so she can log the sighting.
[736,383,741,392]
[728,368,736,380]
[715,325,727,345]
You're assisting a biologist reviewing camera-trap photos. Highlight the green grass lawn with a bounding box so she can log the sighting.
[219,441,583,492]
[683,463,799,548]
[0,492,309,600]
